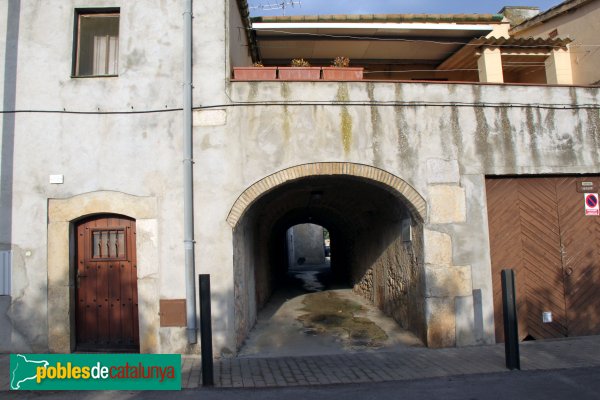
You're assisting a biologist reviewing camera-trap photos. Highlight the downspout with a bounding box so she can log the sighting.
[183,0,197,344]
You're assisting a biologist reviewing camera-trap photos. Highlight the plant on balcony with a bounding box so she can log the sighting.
[322,56,364,81]
[279,58,321,81]
[233,61,277,81]
[291,58,311,67]
[332,56,350,68]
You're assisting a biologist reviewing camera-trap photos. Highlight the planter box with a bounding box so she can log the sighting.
[233,67,277,81]
[278,67,322,81]
[322,67,364,81]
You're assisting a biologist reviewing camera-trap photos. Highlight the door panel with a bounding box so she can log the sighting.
[488,176,600,341]
[486,178,526,341]
[75,215,139,351]
[556,177,600,336]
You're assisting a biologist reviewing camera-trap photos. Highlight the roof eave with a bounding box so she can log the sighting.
[510,0,595,34]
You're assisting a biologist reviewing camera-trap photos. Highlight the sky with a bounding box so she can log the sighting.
[248,0,563,16]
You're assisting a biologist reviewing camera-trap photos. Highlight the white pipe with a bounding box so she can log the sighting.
[183,0,197,344]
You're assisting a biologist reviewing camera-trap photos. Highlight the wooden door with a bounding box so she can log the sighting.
[486,177,568,342]
[76,215,139,351]
[556,177,600,336]
[487,176,600,342]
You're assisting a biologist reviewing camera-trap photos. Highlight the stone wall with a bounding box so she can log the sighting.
[353,216,425,343]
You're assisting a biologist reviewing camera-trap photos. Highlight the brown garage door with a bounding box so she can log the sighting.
[486,176,600,342]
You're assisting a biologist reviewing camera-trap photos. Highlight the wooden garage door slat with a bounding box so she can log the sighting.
[487,177,568,341]
[486,178,526,342]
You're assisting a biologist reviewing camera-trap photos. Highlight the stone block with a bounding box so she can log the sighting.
[455,295,476,347]
[159,327,190,353]
[425,297,456,348]
[424,229,452,265]
[136,219,159,278]
[138,277,160,353]
[47,222,70,287]
[48,285,71,353]
[193,109,227,126]
[424,265,472,298]
[48,191,157,222]
[429,185,466,224]
[427,159,460,184]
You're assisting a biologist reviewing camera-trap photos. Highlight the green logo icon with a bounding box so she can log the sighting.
[10,354,181,390]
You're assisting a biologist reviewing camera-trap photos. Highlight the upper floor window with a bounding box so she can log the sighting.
[73,9,120,77]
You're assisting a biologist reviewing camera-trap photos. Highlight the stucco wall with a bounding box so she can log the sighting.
[512,1,600,85]
[0,0,234,353]
[229,0,253,71]
[2,0,599,355]
[226,81,600,347]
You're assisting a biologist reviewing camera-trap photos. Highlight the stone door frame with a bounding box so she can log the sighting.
[47,191,159,353]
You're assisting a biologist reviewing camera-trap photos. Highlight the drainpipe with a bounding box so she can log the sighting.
[183,0,197,344]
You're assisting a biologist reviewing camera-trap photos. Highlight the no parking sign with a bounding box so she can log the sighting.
[585,193,599,216]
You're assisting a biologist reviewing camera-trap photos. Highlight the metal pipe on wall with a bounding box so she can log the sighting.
[183,0,197,344]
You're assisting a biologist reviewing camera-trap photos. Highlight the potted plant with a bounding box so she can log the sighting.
[322,56,364,81]
[278,58,321,81]
[233,61,277,81]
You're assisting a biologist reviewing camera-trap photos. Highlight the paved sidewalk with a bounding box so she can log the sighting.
[2,335,600,390]
[204,335,600,388]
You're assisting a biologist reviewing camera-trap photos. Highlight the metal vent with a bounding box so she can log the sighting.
[0,251,11,296]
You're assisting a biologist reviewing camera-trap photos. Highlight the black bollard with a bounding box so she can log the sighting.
[501,269,520,370]
[199,274,214,386]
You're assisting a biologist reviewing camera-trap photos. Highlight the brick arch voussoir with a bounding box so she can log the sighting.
[227,162,426,228]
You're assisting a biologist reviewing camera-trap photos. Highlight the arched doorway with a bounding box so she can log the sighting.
[230,163,427,350]
[74,214,139,352]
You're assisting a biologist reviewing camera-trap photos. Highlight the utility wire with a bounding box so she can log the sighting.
[2,100,598,116]
[245,27,600,48]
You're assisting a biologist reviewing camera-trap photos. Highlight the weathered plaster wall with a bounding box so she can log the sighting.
[228,0,253,71]
[0,0,234,353]
[226,81,600,347]
[512,1,600,85]
[2,0,599,355]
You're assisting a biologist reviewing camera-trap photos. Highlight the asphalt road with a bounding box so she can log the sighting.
[3,366,600,400]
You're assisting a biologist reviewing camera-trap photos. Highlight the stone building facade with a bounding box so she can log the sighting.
[0,0,598,355]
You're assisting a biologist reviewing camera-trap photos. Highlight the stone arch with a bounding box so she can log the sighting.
[227,162,427,228]
[231,163,429,349]
[47,191,158,353]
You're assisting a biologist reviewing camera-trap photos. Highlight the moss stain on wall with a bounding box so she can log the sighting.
[337,84,353,153]
[586,108,600,163]
[281,83,292,142]
[367,82,382,166]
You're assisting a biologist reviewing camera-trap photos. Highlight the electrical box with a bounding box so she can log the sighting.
[159,299,187,327]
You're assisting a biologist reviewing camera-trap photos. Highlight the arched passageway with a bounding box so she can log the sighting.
[231,163,427,349]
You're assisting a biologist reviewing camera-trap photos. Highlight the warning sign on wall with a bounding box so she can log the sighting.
[585,193,599,216]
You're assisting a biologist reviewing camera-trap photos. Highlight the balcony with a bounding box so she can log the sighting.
[232,14,579,85]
